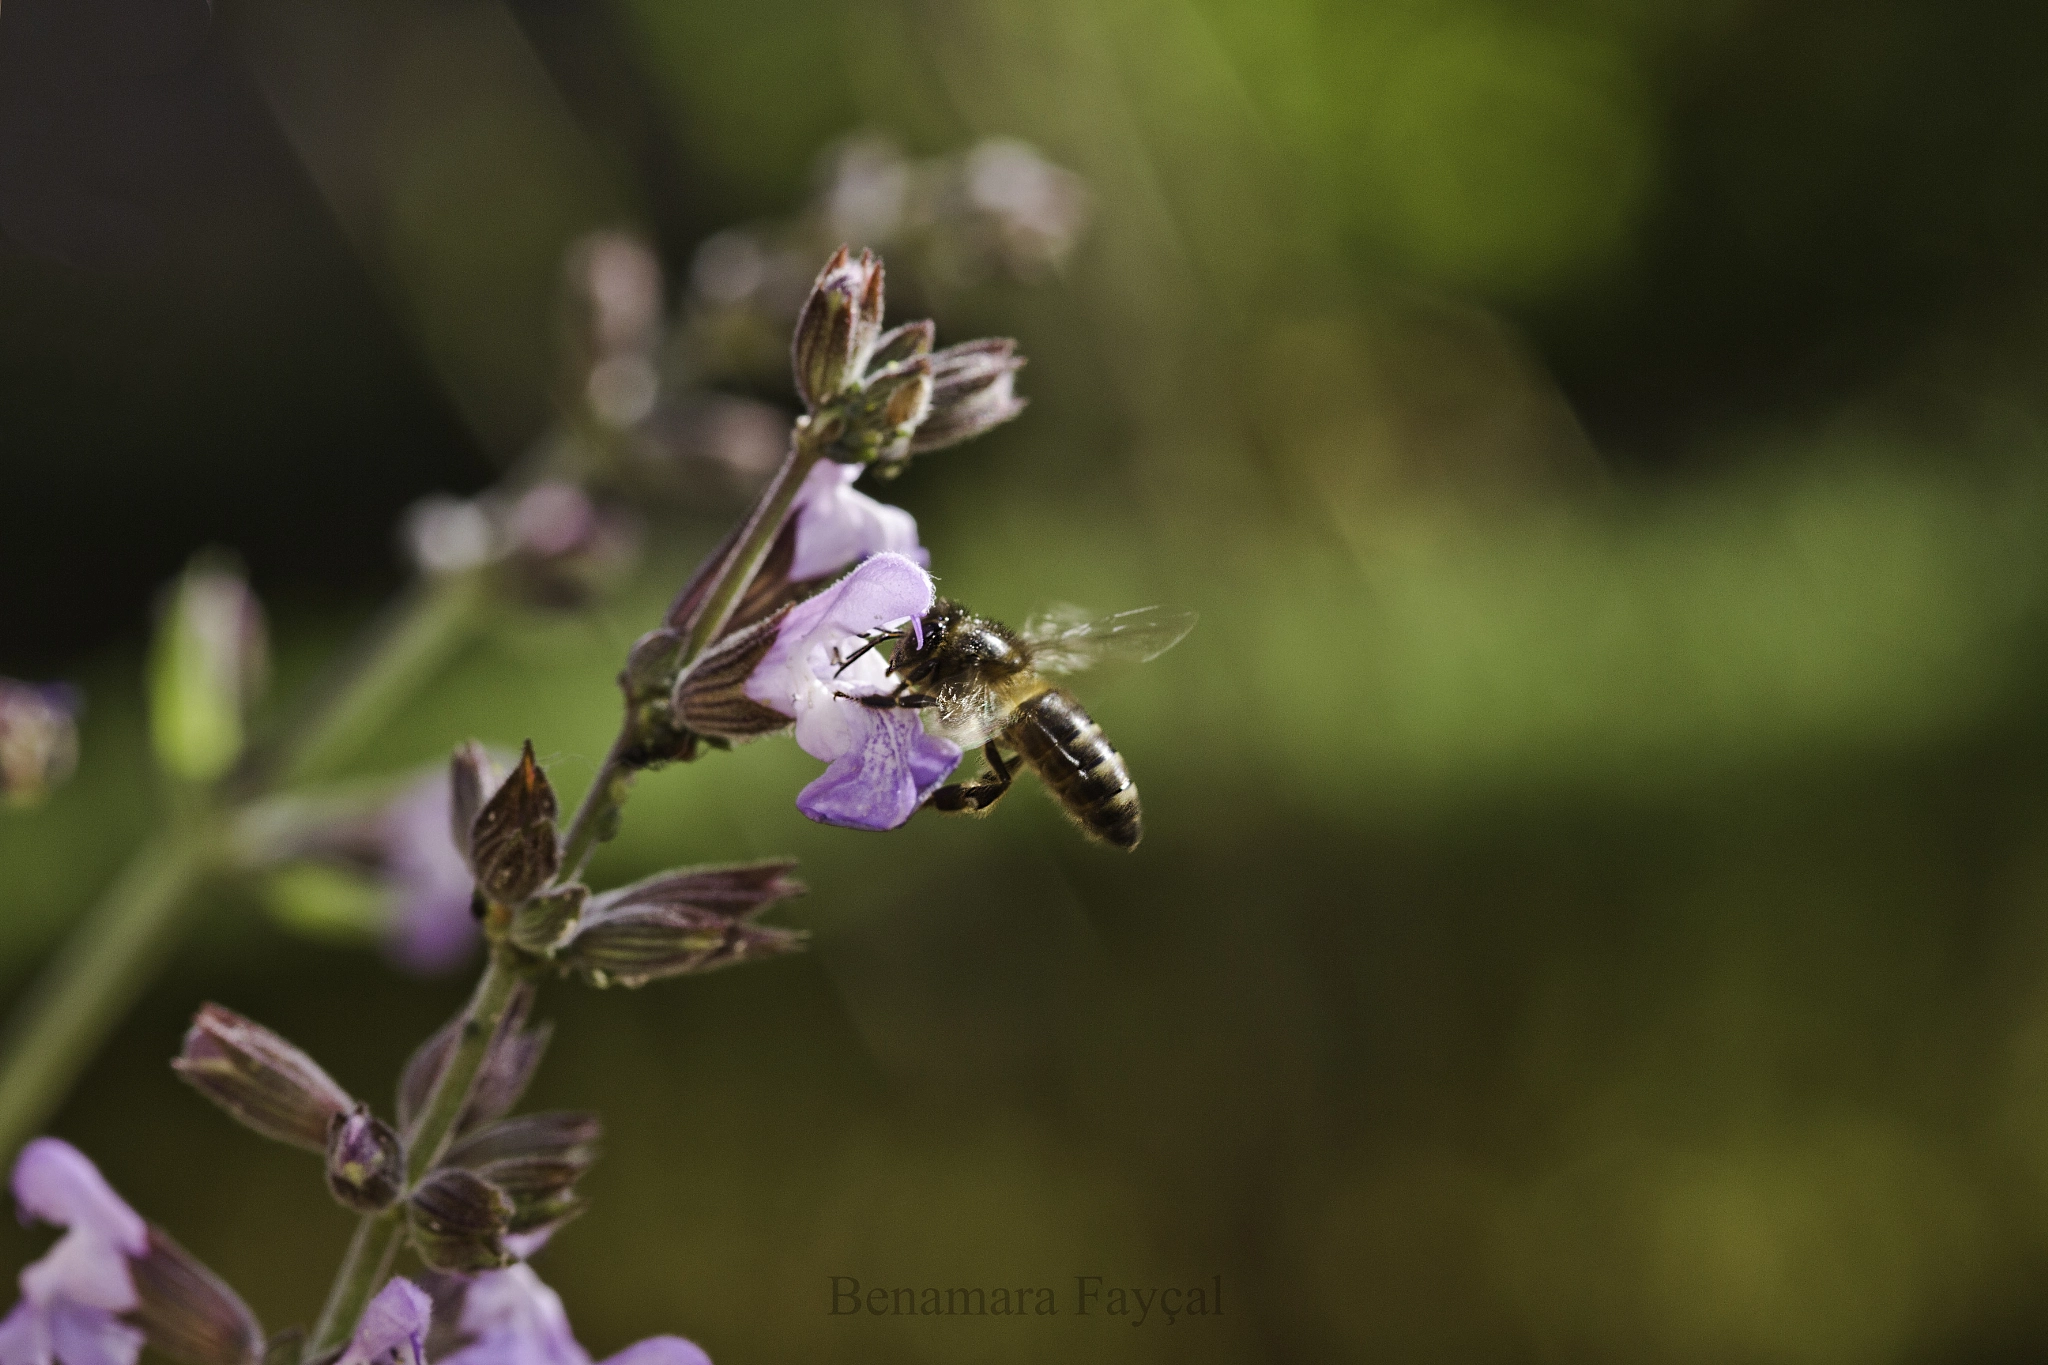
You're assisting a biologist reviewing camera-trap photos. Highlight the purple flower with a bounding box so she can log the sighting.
[438,1265,708,1365]
[0,681,81,808]
[787,460,926,582]
[336,1278,431,1365]
[743,553,960,831]
[0,1140,147,1365]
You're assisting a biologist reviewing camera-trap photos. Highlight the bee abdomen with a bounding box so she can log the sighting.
[1011,689,1142,849]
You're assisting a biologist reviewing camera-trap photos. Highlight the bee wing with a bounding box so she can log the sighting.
[924,685,1014,749]
[1022,606,1198,676]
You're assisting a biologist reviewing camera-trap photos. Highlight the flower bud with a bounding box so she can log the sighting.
[562,907,806,988]
[822,356,933,468]
[0,679,81,806]
[868,319,934,370]
[326,1106,405,1213]
[906,338,1027,456]
[173,1004,355,1152]
[559,861,806,988]
[444,1114,601,1248]
[509,883,586,957]
[130,1226,266,1365]
[468,741,560,907]
[671,612,794,742]
[148,556,267,783]
[406,1169,514,1271]
[791,246,883,409]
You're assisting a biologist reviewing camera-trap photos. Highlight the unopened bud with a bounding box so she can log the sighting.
[509,883,586,956]
[148,556,267,783]
[326,1107,405,1213]
[468,741,559,906]
[445,1114,601,1247]
[907,338,1027,457]
[406,1169,514,1271]
[868,319,934,370]
[792,247,884,409]
[824,356,933,468]
[0,679,81,807]
[559,862,806,989]
[130,1226,265,1365]
[173,1004,354,1152]
[671,613,792,742]
[562,906,806,988]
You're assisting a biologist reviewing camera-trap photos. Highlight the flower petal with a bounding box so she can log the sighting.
[744,552,935,728]
[337,1278,431,1365]
[600,1339,712,1365]
[788,462,926,581]
[440,1265,585,1365]
[795,707,960,832]
[11,1142,145,1258]
[43,1302,142,1365]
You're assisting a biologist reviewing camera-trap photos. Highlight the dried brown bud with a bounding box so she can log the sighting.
[469,742,559,906]
[130,1226,265,1365]
[406,1169,514,1271]
[325,1106,405,1213]
[173,1005,354,1152]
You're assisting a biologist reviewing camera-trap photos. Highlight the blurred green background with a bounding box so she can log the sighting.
[8,0,2048,1361]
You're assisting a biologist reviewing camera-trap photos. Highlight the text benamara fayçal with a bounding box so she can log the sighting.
[829,1275,1223,1326]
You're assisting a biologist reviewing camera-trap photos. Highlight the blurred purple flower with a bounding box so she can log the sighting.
[0,681,82,808]
[378,769,482,975]
[438,1265,708,1365]
[0,1139,147,1365]
[744,553,959,831]
[788,460,926,582]
[336,1278,430,1365]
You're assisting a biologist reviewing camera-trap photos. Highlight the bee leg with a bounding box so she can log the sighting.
[843,689,939,710]
[930,743,1015,816]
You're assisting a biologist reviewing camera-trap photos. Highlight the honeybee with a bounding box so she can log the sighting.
[842,600,1196,849]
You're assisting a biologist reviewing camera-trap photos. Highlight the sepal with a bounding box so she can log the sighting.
[172,1004,355,1153]
[406,1170,515,1272]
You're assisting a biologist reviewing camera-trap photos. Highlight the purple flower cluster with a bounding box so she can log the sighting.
[0,1142,711,1365]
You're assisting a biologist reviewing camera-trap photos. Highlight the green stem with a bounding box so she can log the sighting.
[553,427,825,885]
[261,569,491,791]
[303,946,528,1360]
[0,572,491,1160]
[0,827,218,1152]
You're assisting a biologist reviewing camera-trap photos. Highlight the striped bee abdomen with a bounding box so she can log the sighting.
[1010,688,1142,849]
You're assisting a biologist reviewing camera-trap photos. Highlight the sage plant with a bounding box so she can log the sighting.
[0,136,1087,1157]
[0,247,1046,1365]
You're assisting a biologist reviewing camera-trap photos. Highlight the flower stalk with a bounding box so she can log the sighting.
[303,944,531,1361]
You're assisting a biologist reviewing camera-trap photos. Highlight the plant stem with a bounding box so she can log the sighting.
[303,946,529,1361]
[553,428,824,885]
[0,573,491,1160]
[0,827,218,1152]
[261,569,491,791]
